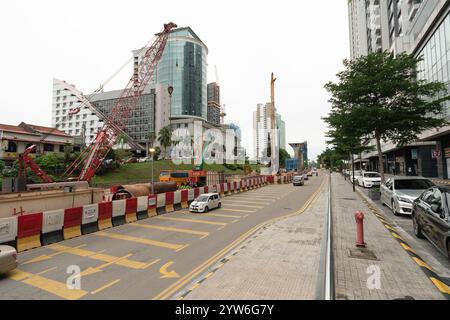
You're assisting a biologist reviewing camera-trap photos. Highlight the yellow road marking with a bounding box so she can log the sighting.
[131,223,209,239]
[81,254,133,277]
[219,208,256,213]
[234,195,279,200]
[160,261,180,279]
[400,243,417,254]
[413,257,433,271]
[385,224,395,231]
[222,203,264,209]
[90,279,121,295]
[205,272,214,279]
[23,244,87,265]
[47,244,150,269]
[155,216,227,227]
[202,213,242,219]
[223,200,271,205]
[190,283,200,290]
[390,232,405,241]
[142,258,162,269]
[153,174,328,300]
[96,231,186,251]
[430,277,450,294]
[9,269,88,300]
[36,267,57,276]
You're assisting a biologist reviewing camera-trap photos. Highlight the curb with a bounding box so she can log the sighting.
[350,178,450,299]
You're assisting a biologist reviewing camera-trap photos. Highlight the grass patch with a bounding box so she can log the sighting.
[91,160,259,186]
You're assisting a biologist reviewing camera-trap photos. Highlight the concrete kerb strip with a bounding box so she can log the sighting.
[354,184,450,299]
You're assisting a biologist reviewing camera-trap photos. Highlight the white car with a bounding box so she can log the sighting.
[349,170,363,183]
[381,177,434,215]
[357,172,381,188]
[189,193,222,213]
[0,245,18,274]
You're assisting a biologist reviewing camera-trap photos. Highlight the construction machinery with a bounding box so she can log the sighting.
[18,145,54,183]
[63,22,177,182]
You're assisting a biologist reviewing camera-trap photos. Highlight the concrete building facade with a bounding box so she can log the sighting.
[253,103,286,161]
[0,122,74,165]
[349,0,450,178]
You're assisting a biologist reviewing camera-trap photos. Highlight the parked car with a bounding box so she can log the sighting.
[381,177,434,216]
[293,175,305,186]
[349,170,363,184]
[412,186,450,262]
[303,173,309,181]
[0,245,18,274]
[137,156,153,163]
[189,193,221,213]
[357,172,381,188]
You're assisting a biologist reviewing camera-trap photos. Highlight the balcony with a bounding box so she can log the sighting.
[408,0,422,21]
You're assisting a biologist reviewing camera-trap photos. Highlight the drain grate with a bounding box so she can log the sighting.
[342,198,357,201]
[347,248,379,261]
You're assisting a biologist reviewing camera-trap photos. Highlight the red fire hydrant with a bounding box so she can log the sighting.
[355,211,366,248]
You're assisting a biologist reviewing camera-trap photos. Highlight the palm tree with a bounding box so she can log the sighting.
[158,126,173,159]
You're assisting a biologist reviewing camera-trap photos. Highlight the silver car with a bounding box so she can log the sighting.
[293,175,304,186]
[0,245,18,274]
[381,177,435,215]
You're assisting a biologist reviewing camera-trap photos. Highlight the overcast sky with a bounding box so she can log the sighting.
[0,0,349,161]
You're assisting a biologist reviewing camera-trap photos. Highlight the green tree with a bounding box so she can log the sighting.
[279,148,291,168]
[325,51,449,182]
[158,125,173,159]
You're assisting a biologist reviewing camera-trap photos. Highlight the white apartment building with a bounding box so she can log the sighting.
[253,103,286,161]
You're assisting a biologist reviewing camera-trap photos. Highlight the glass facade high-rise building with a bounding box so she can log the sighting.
[134,27,208,121]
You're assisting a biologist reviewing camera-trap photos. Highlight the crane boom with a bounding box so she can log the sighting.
[65,22,177,182]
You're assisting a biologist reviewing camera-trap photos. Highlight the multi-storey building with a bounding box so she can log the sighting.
[253,103,286,161]
[348,0,450,178]
[51,79,170,152]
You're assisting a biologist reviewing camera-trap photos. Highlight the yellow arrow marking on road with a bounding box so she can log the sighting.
[81,254,133,277]
[160,261,180,279]
[430,277,450,294]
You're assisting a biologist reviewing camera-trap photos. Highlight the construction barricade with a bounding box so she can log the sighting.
[188,189,195,205]
[0,216,17,248]
[125,198,138,224]
[165,192,175,213]
[17,212,43,252]
[82,204,99,235]
[147,195,157,217]
[98,201,113,230]
[181,190,189,209]
[63,207,82,240]
[112,199,126,227]
[137,196,149,220]
[174,190,182,211]
[157,193,166,215]
[41,209,64,246]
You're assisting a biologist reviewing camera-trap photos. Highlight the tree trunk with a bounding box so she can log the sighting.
[376,135,384,183]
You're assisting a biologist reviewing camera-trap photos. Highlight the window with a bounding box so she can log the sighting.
[6,141,17,152]
[59,145,65,152]
[43,144,54,152]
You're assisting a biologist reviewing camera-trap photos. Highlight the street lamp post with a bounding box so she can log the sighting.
[149,148,156,195]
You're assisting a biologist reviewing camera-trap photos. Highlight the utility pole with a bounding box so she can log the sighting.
[270,73,278,176]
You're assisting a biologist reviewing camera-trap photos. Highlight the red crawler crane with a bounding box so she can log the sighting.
[64,22,177,182]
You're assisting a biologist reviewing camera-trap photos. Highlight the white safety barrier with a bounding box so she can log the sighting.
[137,196,148,213]
[188,189,195,201]
[199,187,205,194]
[0,217,18,244]
[174,190,182,205]
[112,199,126,217]
[42,209,64,234]
[82,204,99,225]
[157,193,166,208]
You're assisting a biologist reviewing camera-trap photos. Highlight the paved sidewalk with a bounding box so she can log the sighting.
[332,173,444,300]
[181,182,327,300]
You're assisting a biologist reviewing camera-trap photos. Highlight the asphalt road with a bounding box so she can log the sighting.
[0,174,326,300]
[355,182,450,280]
